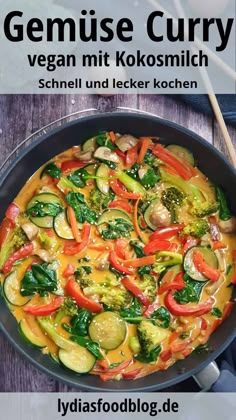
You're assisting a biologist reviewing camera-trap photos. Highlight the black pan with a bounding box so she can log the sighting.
[0,112,236,392]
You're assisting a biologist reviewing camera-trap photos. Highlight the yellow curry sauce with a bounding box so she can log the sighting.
[0,133,235,381]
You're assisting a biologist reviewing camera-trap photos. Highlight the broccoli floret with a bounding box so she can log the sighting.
[38,231,59,252]
[83,282,132,310]
[136,274,157,303]
[153,251,183,274]
[89,189,104,211]
[191,201,219,218]
[137,320,168,359]
[78,277,94,289]
[182,219,210,238]
[60,297,78,317]
[0,226,29,269]
[161,187,185,222]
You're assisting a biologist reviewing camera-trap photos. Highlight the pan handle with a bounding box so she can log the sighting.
[193,361,220,391]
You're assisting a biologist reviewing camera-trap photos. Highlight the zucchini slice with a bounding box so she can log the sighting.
[59,348,96,374]
[54,211,74,240]
[144,199,161,231]
[82,137,97,153]
[166,145,195,166]
[3,271,30,307]
[98,209,131,225]
[184,246,218,281]
[19,318,46,348]
[27,193,62,228]
[89,312,127,350]
[96,163,110,195]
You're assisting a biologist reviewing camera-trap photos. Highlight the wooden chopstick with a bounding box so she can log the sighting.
[208,94,236,169]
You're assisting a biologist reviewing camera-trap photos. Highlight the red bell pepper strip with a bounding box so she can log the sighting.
[192,250,221,282]
[0,218,15,249]
[65,279,103,313]
[23,297,64,316]
[110,173,142,200]
[114,238,130,260]
[158,271,185,295]
[165,291,214,316]
[108,200,132,214]
[212,241,227,251]
[150,224,184,241]
[211,301,234,333]
[144,239,176,255]
[109,251,134,275]
[122,368,142,379]
[97,359,110,370]
[126,144,139,167]
[2,242,34,274]
[63,264,75,278]
[61,160,87,172]
[152,144,192,180]
[122,277,151,307]
[63,224,91,255]
[138,137,151,164]
[5,203,20,222]
[201,318,208,331]
[122,255,156,268]
[160,349,172,362]
[106,360,132,374]
[115,149,126,160]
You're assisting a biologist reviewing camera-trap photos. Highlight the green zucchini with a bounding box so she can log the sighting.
[82,137,97,153]
[84,163,97,175]
[19,318,46,348]
[96,163,110,194]
[89,312,127,350]
[166,145,195,166]
[184,246,218,281]
[54,211,74,240]
[27,193,62,228]
[98,209,131,225]
[144,199,160,231]
[59,348,96,374]
[3,271,30,307]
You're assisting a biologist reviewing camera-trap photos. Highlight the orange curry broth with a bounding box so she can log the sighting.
[0,142,235,380]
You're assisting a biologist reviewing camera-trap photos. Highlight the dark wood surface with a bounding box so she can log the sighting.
[0,94,235,392]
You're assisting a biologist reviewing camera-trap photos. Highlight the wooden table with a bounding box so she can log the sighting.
[0,94,235,392]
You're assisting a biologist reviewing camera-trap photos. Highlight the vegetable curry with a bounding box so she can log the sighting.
[0,132,236,381]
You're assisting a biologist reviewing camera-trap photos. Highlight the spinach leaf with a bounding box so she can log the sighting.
[130,241,145,258]
[27,201,63,218]
[96,132,117,150]
[70,336,104,359]
[211,307,223,318]
[63,309,92,337]
[68,168,90,188]
[151,306,171,329]
[101,218,133,240]
[135,345,161,363]
[120,298,143,324]
[174,278,206,304]
[66,191,97,224]
[40,162,62,179]
[215,187,231,221]
[126,163,140,180]
[109,265,123,279]
[138,265,152,275]
[226,264,233,275]
[144,149,157,166]
[140,169,160,190]
[20,263,58,297]
[97,159,117,169]
[193,343,209,355]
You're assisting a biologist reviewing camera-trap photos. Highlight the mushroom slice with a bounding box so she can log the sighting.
[218,217,236,234]
[94,147,120,163]
[21,223,39,240]
[115,135,139,152]
[35,249,53,263]
[73,151,93,161]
